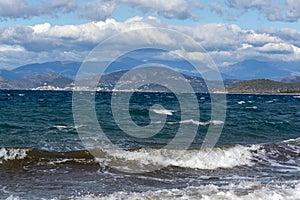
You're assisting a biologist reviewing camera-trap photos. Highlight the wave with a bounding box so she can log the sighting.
[0,145,254,171]
[6,182,300,200]
[238,101,246,104]
[179,119,224,126]
[0,145,251,170]
[253,137,300,172]
[1,137,299,172]
[0,148,28,164]
[0,148,96,167]
[246,106,258,109]
[53,125,86,130]
[116,137,300,172]
[73,181,300,200]
[95,144,255,172]
[151,108,174,115]
[53,125,70,130]
[165,119,224,126]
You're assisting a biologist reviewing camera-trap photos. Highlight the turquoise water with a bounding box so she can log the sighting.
[0,90,300,199]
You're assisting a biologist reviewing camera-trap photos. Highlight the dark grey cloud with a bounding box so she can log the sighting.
[79,0,116,21]
[225,0,300,22]
[0,0,38,19]
[0,0,202,21]
[260,27,300,47]
[285,0,300,20]
[208,2,227,16]
[0,0,78,20]
[226,0,268,10]
[119,0,202,20]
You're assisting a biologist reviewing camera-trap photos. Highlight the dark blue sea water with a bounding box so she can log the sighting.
[0,90,300,199]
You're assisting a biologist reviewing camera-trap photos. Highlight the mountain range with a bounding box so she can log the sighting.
[1,59,300,81]
[0,61,81,80]
[0,59,300,92]
[220,59,300,80]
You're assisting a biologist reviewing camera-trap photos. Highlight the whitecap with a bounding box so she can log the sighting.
[54,125,86,130]
[151,109,173,116]
[151,121,163,124]
[72,181,300,200]
[0,148,29,164]
[74,125,87,129]
[246,106,257,109]
[54,125,69,130]
[98,144,255,171]
[210,120,225,125]
[179,119,224,126]
[5,195,20,200]
[282,137,300,143]
[238,101,246,104]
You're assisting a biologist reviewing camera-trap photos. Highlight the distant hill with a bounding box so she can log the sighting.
[2,59,300,82]
[0,60,239,91]
[81,70,211,93]
[0,74,73,90]
[281,76,300,83]
[0,69,237,92]
[221,59,300,80]
[0,59,230,81]
[2,59,300,92]
[0,61,81,80]
[226,79,300,93]
[2,71,300,94]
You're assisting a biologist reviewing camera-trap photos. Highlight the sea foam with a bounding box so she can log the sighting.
[238,101,246,104]
[99,144,255,171]
[70,181,300,200]
[151,108,174,115]
[176,119,224,126]
[0,148,29,164]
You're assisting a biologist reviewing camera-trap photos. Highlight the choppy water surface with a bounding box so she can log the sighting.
[0,90,300,199]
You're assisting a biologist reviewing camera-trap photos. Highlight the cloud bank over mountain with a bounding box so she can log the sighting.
[0,0,300,76]
[1,16,300,69]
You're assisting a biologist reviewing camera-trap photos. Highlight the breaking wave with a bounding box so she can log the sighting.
[1,137,299,172]
[166,119,224,126]
[151,108,174,115]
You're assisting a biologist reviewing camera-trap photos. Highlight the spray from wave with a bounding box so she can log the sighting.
[1,137,299,172]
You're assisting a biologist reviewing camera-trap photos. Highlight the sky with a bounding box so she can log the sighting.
[1,0,300,69]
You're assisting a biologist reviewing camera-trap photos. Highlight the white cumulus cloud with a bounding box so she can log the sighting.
[1,17,300,69]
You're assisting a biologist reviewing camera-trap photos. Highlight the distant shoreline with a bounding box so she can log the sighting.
[1,88,300,96]
[226,92,300,96]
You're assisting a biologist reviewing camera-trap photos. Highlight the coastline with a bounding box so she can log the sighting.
[226,92,300,96]
[1,88,300,96]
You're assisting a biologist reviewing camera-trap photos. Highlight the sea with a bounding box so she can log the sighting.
[0,90,300,199]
